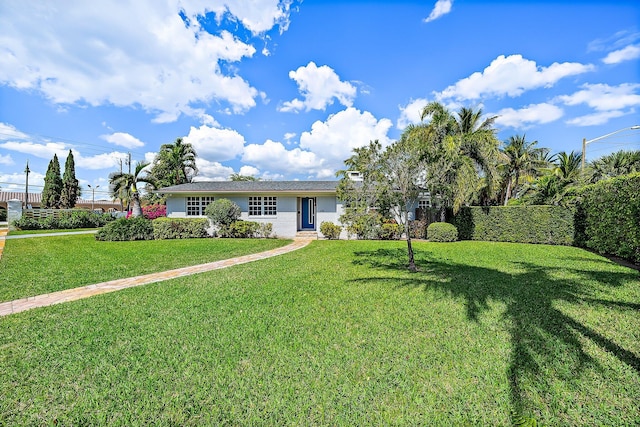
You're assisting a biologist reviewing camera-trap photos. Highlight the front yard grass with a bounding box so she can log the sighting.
[0,234,290,302]
[1,240,638,425]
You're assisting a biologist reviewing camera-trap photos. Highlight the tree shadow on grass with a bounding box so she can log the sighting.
[351,247,640,422]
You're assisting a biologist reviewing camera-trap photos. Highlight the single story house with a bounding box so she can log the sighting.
[158,181,347,238]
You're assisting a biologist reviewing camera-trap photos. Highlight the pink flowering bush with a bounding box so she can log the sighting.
[142,204,167,220]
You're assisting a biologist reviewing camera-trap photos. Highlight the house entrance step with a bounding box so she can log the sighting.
[295,231,318,239]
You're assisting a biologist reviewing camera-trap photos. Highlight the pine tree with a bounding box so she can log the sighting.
[61,150,81,208]
[41,154,63,208]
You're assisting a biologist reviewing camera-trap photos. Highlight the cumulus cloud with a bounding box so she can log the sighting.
[0,171,46,192]
[494,103,564,129]
[436,54,594,101]
[557,83,640,111]
[565,110,629,127]
[0,1,294,122]
[239,165,261,177]
[279,62,357,112]
[243,139,324,176]
[0,154,13,165]
[299,107,393,168]
[182,125,246,162]
[602,45,640,64]
[101,132,145,149]
[0,140,68,160]
[194,159,237,181]
[397,98,429,128]
[424,0,453,23]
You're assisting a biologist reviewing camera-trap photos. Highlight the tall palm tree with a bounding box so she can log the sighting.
[109,162,155,217]
[519,151,582,205]
[419,102,500,217]
[500,134,549,205]
[152,137,198,187]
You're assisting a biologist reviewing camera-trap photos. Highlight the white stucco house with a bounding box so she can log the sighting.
[158,181,346,238]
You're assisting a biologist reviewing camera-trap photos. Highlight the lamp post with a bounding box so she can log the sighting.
[582,125,640,171]
[88,184,99,211]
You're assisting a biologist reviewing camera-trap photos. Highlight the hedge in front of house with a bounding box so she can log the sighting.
[152,217,209,240]
[427,222,458,242]
[95,217,154,241]
[453,205,574,245]
[575,173,640,264]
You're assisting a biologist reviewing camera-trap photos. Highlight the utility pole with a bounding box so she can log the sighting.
[127,152,131,175]
[24,161,30,209]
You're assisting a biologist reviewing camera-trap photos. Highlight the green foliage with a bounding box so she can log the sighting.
[320,221,342,239]
[11,211,113,230]
[427,222,458,242]
[379,221,402,240]
[409,219,428,239]
[225,220,260,238]
[41,154,63,208]
[257,222,273,238]
[95,217,154,241]
[575,173,640,264]
[453,206,574,245]
[0,207,6,221]
[149,137,198,196]
[205,198,241,228]
[60,150,80,209]
[151,217,209,240]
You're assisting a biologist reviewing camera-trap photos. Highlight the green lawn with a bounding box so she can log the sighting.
[1,240,638,425]
[0,234,290,302]
[7,228,98,235]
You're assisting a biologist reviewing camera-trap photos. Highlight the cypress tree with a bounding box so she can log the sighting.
[61,150,80,208]
[41,154,63,208]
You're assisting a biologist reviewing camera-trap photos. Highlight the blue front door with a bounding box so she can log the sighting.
[301,197,315,229]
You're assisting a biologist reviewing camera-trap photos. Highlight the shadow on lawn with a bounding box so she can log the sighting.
[352,247,640,421]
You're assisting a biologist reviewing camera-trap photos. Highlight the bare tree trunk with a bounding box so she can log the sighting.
[407,237,417,272]
[131,193,143,218]
[504,178,512,206]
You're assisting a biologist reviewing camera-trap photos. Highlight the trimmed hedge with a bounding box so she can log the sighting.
[320,221,342,240]
[152,217,209,240]
[575,173,640,264]
[454,206,574,245]
[12,210,114,230]
[427,222,458,242]
[95,217,154,241]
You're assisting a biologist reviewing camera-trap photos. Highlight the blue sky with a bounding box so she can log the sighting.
[1,0,639,200]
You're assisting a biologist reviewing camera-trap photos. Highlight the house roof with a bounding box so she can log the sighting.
[157,181,341,194]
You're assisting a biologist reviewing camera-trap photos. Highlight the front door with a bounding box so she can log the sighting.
[301,197,316,229]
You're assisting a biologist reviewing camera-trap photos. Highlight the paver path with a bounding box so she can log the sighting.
[0,238,312,317]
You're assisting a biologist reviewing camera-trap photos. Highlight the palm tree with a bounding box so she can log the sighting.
[518,151,582,205]
[500,135,549,205]
[152,137,198,187]
[419,102,501,217]
[109,162,155,217]
[588,150,640,183]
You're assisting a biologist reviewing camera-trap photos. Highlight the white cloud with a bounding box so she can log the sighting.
[76,152,129,170]
[238,165,260,177]
[557,83,640,111]
[602,45,640,64]
[243,139,323,176]
[424,0,453,23]
[299,108,393,168]
[436,55,594,101]
[494,103,564,129]
[565,110,629,127]
[0,140,68,160]
[0,1,296,122]
[279,62,357,112]
[183,125,246,162]
[0,123,29,140]
[0,171,46,192]
[397,98,429,128]
[193,159,236,181]
[101,132,145,149]
[0,154,13,165]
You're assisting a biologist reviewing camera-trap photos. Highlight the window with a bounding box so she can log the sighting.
[248,196,277,216]
[418,199,431,209]
[186,196,214,216]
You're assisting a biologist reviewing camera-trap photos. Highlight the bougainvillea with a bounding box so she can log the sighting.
[142,204,167,220]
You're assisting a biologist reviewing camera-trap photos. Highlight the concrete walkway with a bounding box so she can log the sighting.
[0,237,312,317]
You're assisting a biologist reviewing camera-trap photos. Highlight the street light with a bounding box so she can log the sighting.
[88,184,100,211]
[582,125,640,170]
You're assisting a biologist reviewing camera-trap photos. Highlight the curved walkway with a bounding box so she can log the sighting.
[0,237,312,317]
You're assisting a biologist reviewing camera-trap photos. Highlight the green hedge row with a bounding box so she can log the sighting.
[575,173,640,264]
[12,210,115,230]
[96,217,209,241]
[453,206,574,245]
[152,217,209,239]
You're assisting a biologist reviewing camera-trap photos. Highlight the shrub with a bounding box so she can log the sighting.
[152,217,209,240]
[409,219,428,239]
[205,199,241,229]
[11,210,113,230]
[95,217,154,241]
[257,222,273,238]
[575,173,640,264]
[320,221,342,240]
[11,216,43,230]
[453,206,574,245]
[427,222,458,242]
[225,220,260,238]
[143,204,167,220]
[379,222,402,240]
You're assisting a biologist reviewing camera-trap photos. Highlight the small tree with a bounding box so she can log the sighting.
[60,150,81,209]
[42,154,63,208]
[205,198,241,235]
